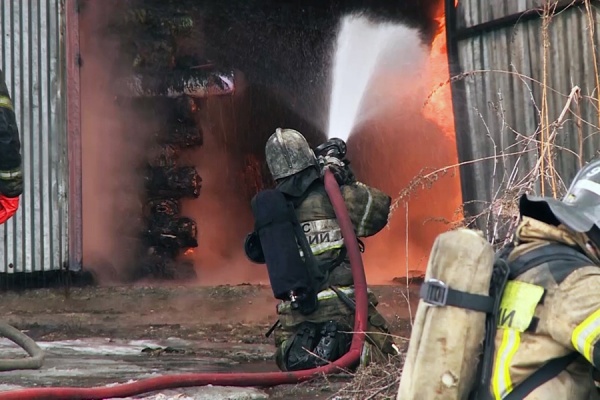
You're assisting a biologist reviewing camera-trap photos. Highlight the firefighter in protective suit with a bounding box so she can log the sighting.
[0,68,23,224]
[486,159,600,400]
[247,128,397,372]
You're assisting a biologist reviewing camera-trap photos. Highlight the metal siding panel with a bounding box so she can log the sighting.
[520,20,539,175]
[65,0,81,271]
[458,0,547,28]
[0,0,68,273]
[452,4,600,226]
[547,14,569,192]
[589,4,600,162]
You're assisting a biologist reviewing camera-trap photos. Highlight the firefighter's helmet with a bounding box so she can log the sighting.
[520,158,600,233]
[265,128,318,181]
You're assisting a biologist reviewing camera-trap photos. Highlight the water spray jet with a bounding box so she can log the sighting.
[327,7,463,282]
[327,14,429,141]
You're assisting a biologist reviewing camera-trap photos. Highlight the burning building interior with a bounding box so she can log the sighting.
[79,0,462,285]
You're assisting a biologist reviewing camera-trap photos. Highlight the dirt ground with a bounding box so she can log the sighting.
[0,283,419,399]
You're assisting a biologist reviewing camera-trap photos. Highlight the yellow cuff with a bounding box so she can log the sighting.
[0,96,13,111]
[572,308,600,364]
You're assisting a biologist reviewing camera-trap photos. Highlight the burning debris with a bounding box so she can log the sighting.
[144,198,181,219]
[144,166,202,199]
[122,8,195,38]
[121,71,235,98]
[146,144,180,167]
[145,216,198,249]
[111,1,235,280]
[155,125,204,148]
[132,97,205,148]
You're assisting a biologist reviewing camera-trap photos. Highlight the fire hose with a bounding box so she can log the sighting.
[0,321,45,371]
[0,168,369,400]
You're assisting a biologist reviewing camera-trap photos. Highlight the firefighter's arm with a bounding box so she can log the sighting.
[547,267,600,368]
[340,181,391,238]
[0,68,23,198]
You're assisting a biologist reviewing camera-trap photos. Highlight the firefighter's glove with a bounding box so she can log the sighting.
[320,155,355,186]
[0,167,23,198]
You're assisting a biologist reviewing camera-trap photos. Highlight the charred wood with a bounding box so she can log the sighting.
[119,9,194,37]
[104,0,213,281]
[144,198,180,219]
[147,144,180,167]
[174,56,214,70]
[145,166,202,198]
[118,69,235,98]
[132,96,200,126]
[155,124,203,148]
[144,217,198,249]
[128,38,177,70]
[138,248,197,280]
[138,249,176,279]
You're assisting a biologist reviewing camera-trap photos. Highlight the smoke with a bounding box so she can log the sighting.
[346,16,463,283]
[178,84,269,286]
[80,0,151,284]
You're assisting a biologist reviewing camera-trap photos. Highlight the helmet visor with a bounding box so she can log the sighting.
[521,191,600,233]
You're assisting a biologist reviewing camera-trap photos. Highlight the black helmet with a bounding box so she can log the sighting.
[519,159,600,233]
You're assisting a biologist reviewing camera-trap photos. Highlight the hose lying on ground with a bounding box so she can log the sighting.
[0,321,45,371]
[0,168,369,400]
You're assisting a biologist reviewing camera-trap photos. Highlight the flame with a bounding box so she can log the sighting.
[423,0,460,140]
[346,0,464,283]
[183,248,195,256]
[423,5,455,140]
[424,0,463,222]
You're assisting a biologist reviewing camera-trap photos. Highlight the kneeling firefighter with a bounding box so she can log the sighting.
[0,68,23,224]
[411,159,600,400]
[244,128,398,372]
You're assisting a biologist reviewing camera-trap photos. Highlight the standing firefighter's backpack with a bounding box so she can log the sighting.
[243,188,324,315]
[398,229,591,400]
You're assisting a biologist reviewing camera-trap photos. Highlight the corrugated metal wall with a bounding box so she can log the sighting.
[0,0,69,273]
[447,0,600,234]
[457,0,544,28]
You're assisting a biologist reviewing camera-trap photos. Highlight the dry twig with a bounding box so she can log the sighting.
[330,354,405,400]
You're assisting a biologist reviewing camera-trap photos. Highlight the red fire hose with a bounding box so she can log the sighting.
[0,169,369,400]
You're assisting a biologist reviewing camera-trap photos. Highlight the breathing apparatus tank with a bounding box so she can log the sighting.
[398,229,498,400]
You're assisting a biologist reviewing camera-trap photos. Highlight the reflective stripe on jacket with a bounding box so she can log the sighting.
[294,181,390,263]
[490,217,600,400]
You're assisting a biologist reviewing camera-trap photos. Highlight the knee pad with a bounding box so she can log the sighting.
[280,320,353,371]
[313,320,352,366]
[283,321,321,371]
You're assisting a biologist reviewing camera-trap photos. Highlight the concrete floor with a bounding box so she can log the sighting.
[0,284,417,399]
[0,337,277,399]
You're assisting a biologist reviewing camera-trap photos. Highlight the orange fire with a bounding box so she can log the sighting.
[424,0,463,223]
[423,3,457,141]
[347,0,463,283]
[183,248,195,256]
